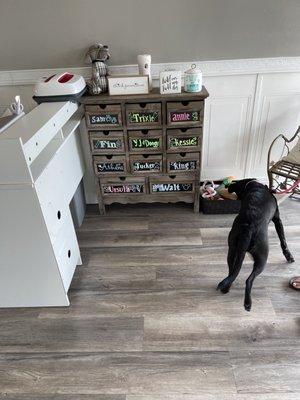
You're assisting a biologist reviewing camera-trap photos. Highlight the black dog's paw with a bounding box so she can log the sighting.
[284,251,295,263]
[244,302,252,312]
[217,279,231,294]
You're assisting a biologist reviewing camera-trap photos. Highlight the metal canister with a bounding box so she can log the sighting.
[184,64,203,93]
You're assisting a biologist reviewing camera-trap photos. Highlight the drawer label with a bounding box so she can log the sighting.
[170,111,200,123]
[103,184,144,194]
[169,136,198,148]
[97,162,125,173]
[133,161,161,172]
[89,114,119,125]
[152,183,193,192]
[92,139,122,150]
[169,160,197,171]
[131,138,160,149]
[128,111,159,124]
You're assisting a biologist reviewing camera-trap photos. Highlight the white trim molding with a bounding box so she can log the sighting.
[1,57,300,86]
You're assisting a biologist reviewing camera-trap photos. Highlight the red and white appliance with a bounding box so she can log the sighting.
[33,72,86,103]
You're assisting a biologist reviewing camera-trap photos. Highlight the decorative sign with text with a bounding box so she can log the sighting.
[92,139,123,150]
[128,111,159,125]
[133,161,161,172]
[89,114,119,125]
[131,137,160,149]
[97,162,125,173]
[170,111,200,123]
[169,160,197,171]
[108,75,149,95]
[160,70,182,94]
[169,136,199,148]
[152,182,193,193]
[103,184,144,194]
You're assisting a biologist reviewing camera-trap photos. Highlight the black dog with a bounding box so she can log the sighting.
[217,178,294,311]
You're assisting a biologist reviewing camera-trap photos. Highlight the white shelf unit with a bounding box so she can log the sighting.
[0,101,85,307]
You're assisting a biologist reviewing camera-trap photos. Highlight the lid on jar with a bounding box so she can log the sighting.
[185,63,202,74]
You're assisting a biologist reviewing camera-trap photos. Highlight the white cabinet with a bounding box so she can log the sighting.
[0,101,84,307]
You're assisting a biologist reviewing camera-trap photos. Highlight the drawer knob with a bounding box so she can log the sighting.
[106,155,113,159]
[181,101,189,106]
[169,175,176,179]
[139,102,146,108]
[180,128,187,132]
[68,250,71,258]
[180,152,187,157]
[100,104,107,109]
[141,129,148,135]
[57,210,61,220]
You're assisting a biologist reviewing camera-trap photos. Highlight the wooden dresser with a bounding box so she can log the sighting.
[81,87,209,214]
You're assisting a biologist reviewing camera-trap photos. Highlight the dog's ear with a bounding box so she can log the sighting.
[227,181,237,193]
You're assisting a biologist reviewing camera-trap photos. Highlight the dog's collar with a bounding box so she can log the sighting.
[245,179,257,189]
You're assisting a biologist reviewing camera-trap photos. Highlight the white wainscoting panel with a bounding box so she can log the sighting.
[247,72,300,180]
[201,74,257,180]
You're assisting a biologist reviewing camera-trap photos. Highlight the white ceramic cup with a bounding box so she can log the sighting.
[137,54,152,89]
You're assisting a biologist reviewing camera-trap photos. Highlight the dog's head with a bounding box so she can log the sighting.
[227,178,257,199]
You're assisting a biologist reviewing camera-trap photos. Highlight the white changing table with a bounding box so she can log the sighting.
[0,101,85,307]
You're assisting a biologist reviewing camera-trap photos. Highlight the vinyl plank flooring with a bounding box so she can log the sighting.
[77,229,203,248]
[230,348,300,393]
[126,394,300,400]
[143,315,299,351]
[0,317,143,353]
[78,216,149,232]
[0,352,236,396]
[1,199,300,397]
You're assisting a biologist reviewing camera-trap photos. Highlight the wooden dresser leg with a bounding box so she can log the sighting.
[98,201,106,215]
[194,189,200,213]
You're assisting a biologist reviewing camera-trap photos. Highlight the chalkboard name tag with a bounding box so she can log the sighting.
[131,138,160,149]
[169,136,198,148]
[103,184,144,194]
[89,114,119,125]
[152,183,193,192]
[169,160,197,171]
[170,111,199,123]
[128,111,159,124]
[92,139,122,150]
[97,162,125,173]
[133,161,161,172]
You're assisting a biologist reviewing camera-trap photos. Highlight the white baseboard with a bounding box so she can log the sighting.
[1,57,300,86]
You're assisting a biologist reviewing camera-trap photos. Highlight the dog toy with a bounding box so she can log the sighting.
[85,43,110,94]
[201,180,217,199]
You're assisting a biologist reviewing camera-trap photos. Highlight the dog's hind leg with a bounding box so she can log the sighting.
[272,208,294,263]
[244,255,267,312]
[217,232,250,294]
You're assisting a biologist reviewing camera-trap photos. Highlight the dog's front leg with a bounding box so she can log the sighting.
[272,209,295,263]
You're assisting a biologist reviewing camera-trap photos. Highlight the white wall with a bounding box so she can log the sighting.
[1,57,300,203]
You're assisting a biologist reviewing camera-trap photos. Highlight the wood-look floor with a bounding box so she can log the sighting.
[0,199,300,399]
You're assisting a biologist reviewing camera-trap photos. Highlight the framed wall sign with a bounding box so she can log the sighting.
[159,70,182,94]
[108,75,149,95]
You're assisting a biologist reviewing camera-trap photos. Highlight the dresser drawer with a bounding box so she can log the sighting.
[89,131,125,154]
[128,129,163,153]
[130,154,163,174]
[167,152,200,173]
[167,101,203,126]
[100,176,147,195]
[149,175,195,194]
[93,155,127,176]
[126,103,162,128]
[85,104,122,128]
[167,128,202,152]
